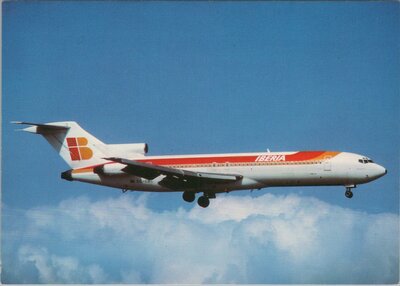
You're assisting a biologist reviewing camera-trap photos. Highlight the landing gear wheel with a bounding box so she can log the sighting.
[345,190,353,199]
[182,191,195,203]
[197,196,210,208]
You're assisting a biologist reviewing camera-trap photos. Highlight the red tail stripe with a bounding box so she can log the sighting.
[66,137,77,147]
[69,147,81,161]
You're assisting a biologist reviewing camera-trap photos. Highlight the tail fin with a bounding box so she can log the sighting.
[13,121,106,168]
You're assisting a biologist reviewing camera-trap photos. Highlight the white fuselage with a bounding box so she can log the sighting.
[68,151,386,193]
[16,121,387,208]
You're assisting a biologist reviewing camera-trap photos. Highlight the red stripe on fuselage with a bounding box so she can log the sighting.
[135,151,326,166]
[137,155,258,165]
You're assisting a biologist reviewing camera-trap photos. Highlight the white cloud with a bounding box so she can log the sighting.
[17,245,108,283]
[18,246,55,283]
[3,193,399,283]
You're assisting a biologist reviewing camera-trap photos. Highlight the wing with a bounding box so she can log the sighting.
[104,157,243,189]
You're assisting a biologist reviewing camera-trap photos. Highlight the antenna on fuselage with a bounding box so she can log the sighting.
[267,148,271,153]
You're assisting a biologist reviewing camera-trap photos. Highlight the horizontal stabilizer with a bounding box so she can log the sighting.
[12,121,70,133]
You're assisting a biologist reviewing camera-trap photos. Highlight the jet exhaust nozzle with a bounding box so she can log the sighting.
[61,170,73,181]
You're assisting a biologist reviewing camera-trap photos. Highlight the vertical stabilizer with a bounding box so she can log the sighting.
[13,121,106,168]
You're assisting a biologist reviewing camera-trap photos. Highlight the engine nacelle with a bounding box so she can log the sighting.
[93,163,127,176]
[104,143,149,157]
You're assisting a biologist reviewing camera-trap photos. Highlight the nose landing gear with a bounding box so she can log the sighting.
[345,185,355,199]
[345,189,353,198]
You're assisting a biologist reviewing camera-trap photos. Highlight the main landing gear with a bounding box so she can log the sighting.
[345,185,355,199]
[182,191,195,203]
[197,196,210,208]
[182,191,214,208]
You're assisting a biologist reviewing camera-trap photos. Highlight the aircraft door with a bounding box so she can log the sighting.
[323,156,332,171]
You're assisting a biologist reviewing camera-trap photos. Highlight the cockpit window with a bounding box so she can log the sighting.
[358,158,374,164]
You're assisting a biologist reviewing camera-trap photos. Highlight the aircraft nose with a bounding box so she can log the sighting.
[372,164,387,179]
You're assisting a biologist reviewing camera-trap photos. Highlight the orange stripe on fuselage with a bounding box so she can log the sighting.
[312,151,340,161]
[72,167,94,174]
[284,151,325,161]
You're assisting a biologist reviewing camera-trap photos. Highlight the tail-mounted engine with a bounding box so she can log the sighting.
[93,163,128,175]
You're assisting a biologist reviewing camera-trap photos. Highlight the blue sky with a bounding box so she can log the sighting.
[2,1,399,283]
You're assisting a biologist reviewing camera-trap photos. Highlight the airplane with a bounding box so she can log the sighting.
[13,121,387,208]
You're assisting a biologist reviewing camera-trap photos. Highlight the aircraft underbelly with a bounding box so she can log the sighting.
[70,161,350,192]
[72,173,171,192]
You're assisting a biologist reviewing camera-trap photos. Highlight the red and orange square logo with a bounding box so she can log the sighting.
[66,137,93,161]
